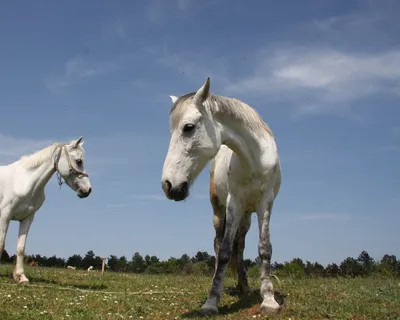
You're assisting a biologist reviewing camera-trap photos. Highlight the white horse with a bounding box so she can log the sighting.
[0,137,92,284]
[161,78,282,315]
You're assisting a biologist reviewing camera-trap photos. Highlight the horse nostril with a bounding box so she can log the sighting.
[87,187,92,195]
[162,180,172,194]
[181,181,188,194]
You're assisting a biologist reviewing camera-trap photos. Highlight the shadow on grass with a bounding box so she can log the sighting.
[0,272,107,291]
[183,286,287,318]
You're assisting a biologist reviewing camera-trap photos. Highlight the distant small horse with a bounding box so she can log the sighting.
[27,260,39,267]
[162,78,282,315]
[67,266,77,270]
[0,137,92,284]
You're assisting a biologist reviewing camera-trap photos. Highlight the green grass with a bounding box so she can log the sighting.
[1,265,399,319]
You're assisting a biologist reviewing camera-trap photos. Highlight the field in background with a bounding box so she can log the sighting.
[0,264,399,320]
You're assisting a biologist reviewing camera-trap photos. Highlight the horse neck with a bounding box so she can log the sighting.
[214,111,278,174]
[23,158,56,193]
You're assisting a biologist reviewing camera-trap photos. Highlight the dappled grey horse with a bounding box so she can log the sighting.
[161,78,282,315]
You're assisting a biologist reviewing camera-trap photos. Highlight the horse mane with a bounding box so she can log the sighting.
[19,143,63,169]
[170,92,275,137]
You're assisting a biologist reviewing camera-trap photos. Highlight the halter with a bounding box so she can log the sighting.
[54,144,88,187]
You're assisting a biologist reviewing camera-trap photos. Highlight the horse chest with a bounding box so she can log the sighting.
[236,181,266,212]
[11,196,44,221]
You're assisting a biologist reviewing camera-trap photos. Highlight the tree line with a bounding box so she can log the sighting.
[1,249,399,278]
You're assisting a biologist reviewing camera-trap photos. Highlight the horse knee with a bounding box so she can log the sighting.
[16,245,25,257]
[258,241,272,262]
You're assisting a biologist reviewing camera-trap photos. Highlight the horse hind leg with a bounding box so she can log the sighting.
[211,198,226,271]
[231,214,251,294]
[210,162,225,270]
[257,199,280,315]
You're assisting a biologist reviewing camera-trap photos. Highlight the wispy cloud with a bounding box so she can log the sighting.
[44,54,136,93]
[292,181,321,187]
[0,134,53,164]
[147,0,196,25]
[375,145,400,153]
[313,11,384,32]
[224,47,400,116]
[390,126,400,135]
[107,204,129,208]
[297,213,350,221]
[152,41,400,120]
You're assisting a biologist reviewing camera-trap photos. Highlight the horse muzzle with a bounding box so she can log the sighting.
[161,180,189,201]
[77,187,92,198]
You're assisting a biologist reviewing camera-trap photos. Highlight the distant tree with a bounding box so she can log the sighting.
[324,263,340,277]
[66,254,83,269]
[277,261,306,278]
[131,252,146,273]
[82,250,96,269]
[340,257,363,277]
[305,261,325,277]
[206,256,216,271]
[47,255,65,268]
[379,254,398,277]
[117,256,128,272]
[107,255,119,271]
[192,251,210,263]
[144,255,160,267]
[358,251,375,275]
[179,254,191,268]
[291,258,305,270]
[0,249,11,263]
[271,262,284,271]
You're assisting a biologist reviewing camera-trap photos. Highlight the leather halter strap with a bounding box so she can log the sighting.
[54,145,89,178]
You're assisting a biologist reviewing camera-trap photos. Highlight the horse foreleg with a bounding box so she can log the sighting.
[257,199,280,315]
[201,195,243,315]
[14,214,34,284]
[0,214,11,261]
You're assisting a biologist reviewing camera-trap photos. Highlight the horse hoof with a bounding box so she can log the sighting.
[200,304,219,316]
[259,301,281,315]
[18,279,29,285]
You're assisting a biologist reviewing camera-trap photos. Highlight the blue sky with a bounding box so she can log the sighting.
[1,0,399,266]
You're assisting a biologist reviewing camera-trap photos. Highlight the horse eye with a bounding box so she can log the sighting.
[183,124,195,133]
[76,159,83,166]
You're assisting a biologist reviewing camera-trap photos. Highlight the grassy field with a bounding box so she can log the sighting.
[0,265,399,320]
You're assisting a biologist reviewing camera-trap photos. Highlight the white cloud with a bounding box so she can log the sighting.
[224,47,400,114]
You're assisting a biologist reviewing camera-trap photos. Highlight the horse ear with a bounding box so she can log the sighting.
[169,95,179,104]
[193,77,210,105]
[74,136,84,148]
